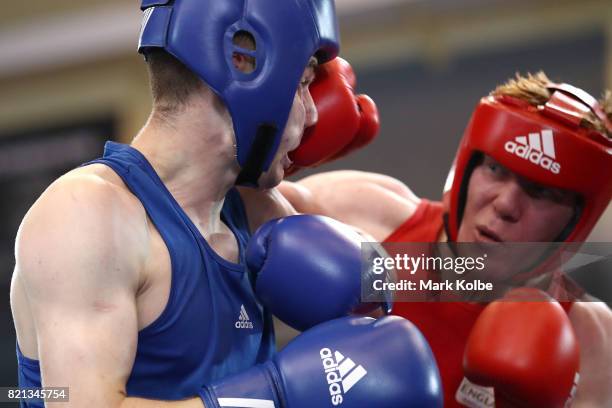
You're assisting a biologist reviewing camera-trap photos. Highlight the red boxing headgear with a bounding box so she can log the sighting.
[444,83,612,243]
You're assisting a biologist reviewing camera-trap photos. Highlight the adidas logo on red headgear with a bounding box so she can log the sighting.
[504,129,561,174]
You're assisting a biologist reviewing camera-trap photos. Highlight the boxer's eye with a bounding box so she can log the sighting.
[486,162,506,178]
[482,157,510,180]
[526,185,563,202]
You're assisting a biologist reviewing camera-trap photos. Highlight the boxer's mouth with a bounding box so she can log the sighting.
[281,154,293,170]
[476,226,503,243]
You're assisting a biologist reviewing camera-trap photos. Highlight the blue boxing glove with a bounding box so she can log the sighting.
[200,315,442,408]
[246,215,391,331]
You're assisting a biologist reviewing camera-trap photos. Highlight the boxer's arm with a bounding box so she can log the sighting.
[279,170,420,241]
[13,175,203,407]
[569,301,612,407]
[237,186,298,234]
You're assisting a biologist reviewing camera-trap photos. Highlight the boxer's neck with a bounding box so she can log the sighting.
[132,92,239,232]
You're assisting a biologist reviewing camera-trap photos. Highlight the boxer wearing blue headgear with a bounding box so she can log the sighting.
[11,1,443,407]
[139,0,340,187]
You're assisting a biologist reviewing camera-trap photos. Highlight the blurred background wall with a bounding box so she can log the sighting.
[0,0,610,390]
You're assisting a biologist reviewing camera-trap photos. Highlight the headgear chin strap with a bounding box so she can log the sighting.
[444,83,612,244]
[138,0,340,186]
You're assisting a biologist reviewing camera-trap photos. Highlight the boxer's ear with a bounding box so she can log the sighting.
[232,31,256,74]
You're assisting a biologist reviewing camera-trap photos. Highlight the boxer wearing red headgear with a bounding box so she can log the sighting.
[281,72,612,407]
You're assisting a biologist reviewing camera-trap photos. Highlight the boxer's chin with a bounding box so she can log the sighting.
[281,153,293,170]
[257,164,284,190]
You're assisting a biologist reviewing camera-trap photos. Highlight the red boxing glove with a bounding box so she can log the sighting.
[286,57,379,175]
[463,288,579,408]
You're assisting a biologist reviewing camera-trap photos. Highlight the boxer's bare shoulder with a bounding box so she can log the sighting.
[10,163,153,404]
[19,164,150,265]
[280,170,420,241]
[568,300,612,406]
[12,164,149,359]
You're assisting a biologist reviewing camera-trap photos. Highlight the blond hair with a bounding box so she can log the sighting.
[492,72,611,138]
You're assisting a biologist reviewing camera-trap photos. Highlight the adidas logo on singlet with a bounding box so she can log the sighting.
[504,129,561,174]
[234,304,253,329]
[319,348,368,406]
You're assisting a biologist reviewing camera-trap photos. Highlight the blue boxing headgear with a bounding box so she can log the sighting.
[138,0,340,186]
